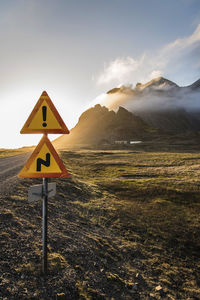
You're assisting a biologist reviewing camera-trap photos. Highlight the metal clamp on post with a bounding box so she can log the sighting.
[42,184,49,197]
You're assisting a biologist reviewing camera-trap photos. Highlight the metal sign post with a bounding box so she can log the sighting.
[18,91,70,277]
[42,178,48,275]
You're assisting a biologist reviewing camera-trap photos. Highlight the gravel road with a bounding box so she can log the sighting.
[0,153,30,195]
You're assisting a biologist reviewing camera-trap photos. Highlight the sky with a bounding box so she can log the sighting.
[0,0,200,148]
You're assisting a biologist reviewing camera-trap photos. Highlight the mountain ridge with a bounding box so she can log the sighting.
[101,76,200,133]
[54,104,151,148]
[107,77,200,95]
[54,77,200,148]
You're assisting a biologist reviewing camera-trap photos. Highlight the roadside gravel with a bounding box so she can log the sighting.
[0,154,30,195]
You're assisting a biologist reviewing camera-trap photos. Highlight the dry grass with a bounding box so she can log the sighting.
[0,146,200,299]
[0,148,30,158]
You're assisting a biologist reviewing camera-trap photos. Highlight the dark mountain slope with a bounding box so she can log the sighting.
[189,78,200,90]
[136,109,200,133]
[54,105,150,148]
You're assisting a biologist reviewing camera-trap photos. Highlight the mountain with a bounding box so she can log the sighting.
[54,77,200,148]
[107,77,179,97]
[54,104,151,148]
[102,77,200,133]
[189,78,200,90]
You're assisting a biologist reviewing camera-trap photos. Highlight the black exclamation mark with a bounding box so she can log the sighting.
[42,106,47,127]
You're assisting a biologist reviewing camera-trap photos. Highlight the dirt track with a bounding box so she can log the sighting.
[0,153,30,195]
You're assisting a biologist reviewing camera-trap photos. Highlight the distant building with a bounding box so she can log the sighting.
[114,140,142,145]
[115,140,128,144]
[130,141,142,144]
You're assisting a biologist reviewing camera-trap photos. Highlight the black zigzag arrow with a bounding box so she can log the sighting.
[36,153,51,172]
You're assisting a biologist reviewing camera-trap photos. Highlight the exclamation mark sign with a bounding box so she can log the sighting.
[42,106,47,127]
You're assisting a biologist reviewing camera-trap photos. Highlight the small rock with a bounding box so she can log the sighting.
[82,281,87,287]
[155,285,163,292]
[100,268,104,272]
[56,293,65,300]
[21,274,25,279]
[126,282,133,289]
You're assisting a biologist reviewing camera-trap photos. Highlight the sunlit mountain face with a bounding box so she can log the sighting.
[54,104,151,148]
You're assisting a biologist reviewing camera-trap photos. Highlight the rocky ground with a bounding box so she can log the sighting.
[0,148,200,299]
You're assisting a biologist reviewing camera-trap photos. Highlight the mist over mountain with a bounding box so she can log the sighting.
[103,77,200,112]
[98,77,200,133]
[54,77,200,148]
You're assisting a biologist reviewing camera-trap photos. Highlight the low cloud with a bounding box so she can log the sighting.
[124,90,200,113]
[97,24,200,87]
[95,84,200,115]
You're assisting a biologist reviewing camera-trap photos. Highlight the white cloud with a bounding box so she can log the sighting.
[164,24,200,51]
[97,56,145,85]
[97,24,200,87]
[147,70,163,81]
[157,24,200,68]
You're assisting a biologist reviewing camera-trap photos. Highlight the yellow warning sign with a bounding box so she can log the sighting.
[20,91,70,134]
[18,135,70,178]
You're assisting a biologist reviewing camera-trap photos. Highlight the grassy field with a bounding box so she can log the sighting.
[0,148,31,158]
[1,146,200,299]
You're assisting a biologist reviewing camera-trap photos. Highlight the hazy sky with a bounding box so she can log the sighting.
[0,0,200,148]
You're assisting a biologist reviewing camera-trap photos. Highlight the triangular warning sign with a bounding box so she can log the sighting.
[18,135,70,178]
[20,91,70,134]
